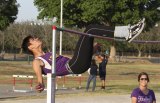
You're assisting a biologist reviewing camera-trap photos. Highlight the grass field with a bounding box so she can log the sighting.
[0,60,160,95]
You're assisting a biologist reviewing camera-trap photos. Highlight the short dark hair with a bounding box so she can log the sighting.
[100,54,105,58]
[138,72,150,82]
[21,35,34,54]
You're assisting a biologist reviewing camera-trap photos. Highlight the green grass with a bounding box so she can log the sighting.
[0,61,160,95]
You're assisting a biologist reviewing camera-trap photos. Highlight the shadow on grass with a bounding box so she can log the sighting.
[0,97,17,101]
[119,72,138,75]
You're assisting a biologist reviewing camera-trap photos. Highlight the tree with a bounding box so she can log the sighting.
[34,0,160,59]
[34,0,160,28]
[0,0,18,31]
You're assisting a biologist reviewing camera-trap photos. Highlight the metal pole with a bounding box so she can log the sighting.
[59,0,63,55]
[47,26,56,103]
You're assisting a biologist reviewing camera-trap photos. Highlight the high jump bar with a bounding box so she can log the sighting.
[55,26,160,43]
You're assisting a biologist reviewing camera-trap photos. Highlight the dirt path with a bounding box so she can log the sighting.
[1,93,160,103]
[0,94,131,103]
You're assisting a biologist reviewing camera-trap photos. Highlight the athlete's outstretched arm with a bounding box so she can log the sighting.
[33,59,45,92]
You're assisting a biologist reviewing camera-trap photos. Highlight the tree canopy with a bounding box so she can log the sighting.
[34,0,160,29]
[0,0,18,31]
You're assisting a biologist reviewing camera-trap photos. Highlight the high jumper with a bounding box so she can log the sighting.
[21,18,145,92]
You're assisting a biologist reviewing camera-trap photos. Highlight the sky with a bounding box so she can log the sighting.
[16,0,39,22]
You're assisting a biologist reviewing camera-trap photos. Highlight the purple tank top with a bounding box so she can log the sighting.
[36,52,71,76]
[131,88,156,103]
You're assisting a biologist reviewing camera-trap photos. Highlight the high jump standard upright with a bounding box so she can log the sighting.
[47,26,57,103]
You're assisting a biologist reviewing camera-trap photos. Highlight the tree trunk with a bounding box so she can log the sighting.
[110,45,116,62]
[138,50,141,57]
[19,48,22,54]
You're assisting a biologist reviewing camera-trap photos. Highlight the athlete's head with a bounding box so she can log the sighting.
[22,35,42,55]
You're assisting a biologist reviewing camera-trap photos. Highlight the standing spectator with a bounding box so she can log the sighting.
[86,59,98,92]
[131,72,156,103]
[98,54,108,90]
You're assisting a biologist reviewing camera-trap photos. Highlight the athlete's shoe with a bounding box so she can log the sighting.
[127,18,145,42]
[35,83,45,92]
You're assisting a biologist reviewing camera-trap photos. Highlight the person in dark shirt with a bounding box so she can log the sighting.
[86,59,98,92]
[98,54,108,90]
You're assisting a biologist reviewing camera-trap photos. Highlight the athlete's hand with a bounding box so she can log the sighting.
[35,83,45,93]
